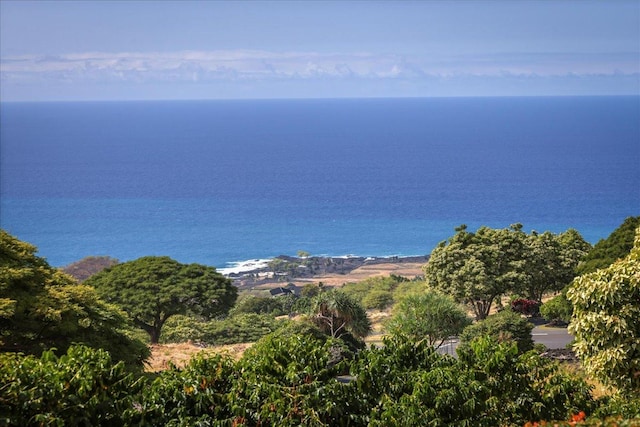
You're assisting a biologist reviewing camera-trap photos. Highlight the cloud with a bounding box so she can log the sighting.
[2,49,638,86]
[2,49,638,100]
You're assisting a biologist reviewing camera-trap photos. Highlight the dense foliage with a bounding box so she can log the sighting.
[85,256,238,343]
[3,334,612,427]
[424,224,590,319]
[576,216,640,275]
[0,230,149,368]
[459,309,535,354]
[161,313,285,345]
[568,227,640,395]
[0,345,144,426]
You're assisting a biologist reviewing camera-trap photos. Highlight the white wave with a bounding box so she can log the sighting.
[218,258,272,275]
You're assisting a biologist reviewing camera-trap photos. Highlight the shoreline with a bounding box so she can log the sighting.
[222,254,429,289]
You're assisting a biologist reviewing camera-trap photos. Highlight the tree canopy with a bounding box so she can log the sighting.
[424,224,528,319]
[84,256,237,343]
[568,227,640,395]
[576,216,640,275]
[424,224,589,319]
[0,230,148,368]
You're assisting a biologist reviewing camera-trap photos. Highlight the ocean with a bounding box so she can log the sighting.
[1,97,638,269]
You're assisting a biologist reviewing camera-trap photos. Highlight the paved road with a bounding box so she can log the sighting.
[436,326,573,356]
[531,325,573,349]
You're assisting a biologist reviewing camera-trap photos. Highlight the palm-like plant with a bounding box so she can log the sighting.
[308,290,371,339]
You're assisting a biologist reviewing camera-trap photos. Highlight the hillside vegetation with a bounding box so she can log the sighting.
[1,221,639,425]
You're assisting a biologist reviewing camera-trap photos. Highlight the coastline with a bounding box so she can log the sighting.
[222,254,429,289]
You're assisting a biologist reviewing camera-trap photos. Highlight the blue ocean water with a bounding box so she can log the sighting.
[1,97,638,268]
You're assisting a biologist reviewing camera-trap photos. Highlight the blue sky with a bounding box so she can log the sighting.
[1,1,638,101]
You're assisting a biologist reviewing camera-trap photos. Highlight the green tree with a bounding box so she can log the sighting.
[567,227,640,395]
[576,216,640,275]
[85,256,237,343]
[521,229,591,302]
[424,224,528,320]
[0,230,149,368]
[308,290,371,340]
[385,292,471,348]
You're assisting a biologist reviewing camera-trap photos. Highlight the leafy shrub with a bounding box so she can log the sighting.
[354,336,593,427]
[129,353,237,425]
[361,289,394,310]
[459,309,534,353]
[540,292,572,324]
[229,295,287,316]
[0,345,144,426]
[161,313,285,346]
[230,331,354,426]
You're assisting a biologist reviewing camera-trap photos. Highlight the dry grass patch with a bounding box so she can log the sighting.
[146,342,253,372]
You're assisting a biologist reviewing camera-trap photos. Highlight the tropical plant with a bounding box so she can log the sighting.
[84,256,237,343]
[129,353,237,425]
[521,229,590,302]
[540,291,573,324]
[307,290,371,340]
[567,227,640,395]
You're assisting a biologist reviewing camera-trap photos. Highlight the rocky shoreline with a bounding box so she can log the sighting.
[226,254,429,289]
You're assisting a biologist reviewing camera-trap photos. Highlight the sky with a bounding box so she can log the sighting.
[1,0,639,101]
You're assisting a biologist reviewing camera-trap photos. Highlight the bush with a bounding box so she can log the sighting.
[229,295,287,316]
[361,289,394,310]
[130,353,237,425]
[161,313,285,346]
[230,331,354,426]
[459,310,534,354]
[540,292,572,324]
[511,298,540,316]
[0,345,144,426]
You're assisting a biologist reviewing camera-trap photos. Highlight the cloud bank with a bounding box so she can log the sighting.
[1,49,638,100]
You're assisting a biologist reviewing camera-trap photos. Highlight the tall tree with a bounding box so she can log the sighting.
[521,229,591,302]
[567,227,640,395]
[424,224,527,320]
[0,230,148,368]
[85,256,237,343]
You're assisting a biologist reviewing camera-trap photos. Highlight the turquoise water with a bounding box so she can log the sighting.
[1,97,638,267]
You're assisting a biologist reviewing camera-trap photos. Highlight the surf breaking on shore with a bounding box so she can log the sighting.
[218,254,429,289]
